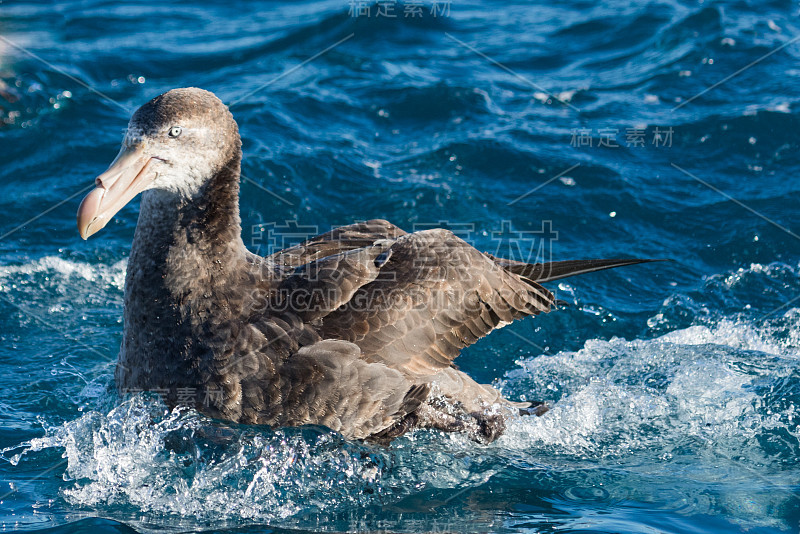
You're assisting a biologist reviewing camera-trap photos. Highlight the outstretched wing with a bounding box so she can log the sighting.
[318,229,555,378]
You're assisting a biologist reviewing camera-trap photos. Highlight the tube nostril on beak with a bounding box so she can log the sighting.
[78,143,154,240]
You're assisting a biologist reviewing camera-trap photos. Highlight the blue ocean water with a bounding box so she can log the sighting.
[1,0,799,532]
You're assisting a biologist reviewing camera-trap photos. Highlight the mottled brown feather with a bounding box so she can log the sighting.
[112,88,651,444]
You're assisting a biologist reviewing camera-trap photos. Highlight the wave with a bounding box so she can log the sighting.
[3,305,796,531]
[0,256,126,292]
[0,256,126,319]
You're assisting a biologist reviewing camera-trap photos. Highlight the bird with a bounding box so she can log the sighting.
[77,87,657,444]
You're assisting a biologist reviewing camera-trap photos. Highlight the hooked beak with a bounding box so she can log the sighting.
[77,143,156,239]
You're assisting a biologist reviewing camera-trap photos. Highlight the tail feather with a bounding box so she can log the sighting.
[493,258,666,283]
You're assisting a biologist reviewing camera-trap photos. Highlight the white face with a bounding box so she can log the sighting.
[126,121,228,200]
[77,88,241,239]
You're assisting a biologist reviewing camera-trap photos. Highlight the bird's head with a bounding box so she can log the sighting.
[77,87,240,239]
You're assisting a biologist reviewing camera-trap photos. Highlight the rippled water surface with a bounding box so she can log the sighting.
[1,1,799,532]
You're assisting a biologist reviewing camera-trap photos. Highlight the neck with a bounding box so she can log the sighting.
[118,153,250,391]
[125,154,249,317]
[131,154,246,262]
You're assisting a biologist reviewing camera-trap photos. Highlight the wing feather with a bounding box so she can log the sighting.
[268,219,406,267]
[320,229,555,378]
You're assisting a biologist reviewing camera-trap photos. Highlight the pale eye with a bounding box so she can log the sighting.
[168,126,182,138]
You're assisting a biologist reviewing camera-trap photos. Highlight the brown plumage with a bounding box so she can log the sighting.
[77,88,657,443]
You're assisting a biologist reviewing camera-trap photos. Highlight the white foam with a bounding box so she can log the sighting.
[492,314,800,530]
[4,259,798,530]
[498,311,800,456]
[0,256,127,292]
[9,395,493,524]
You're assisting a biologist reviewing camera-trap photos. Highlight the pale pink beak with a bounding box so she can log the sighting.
[77,143,156,239]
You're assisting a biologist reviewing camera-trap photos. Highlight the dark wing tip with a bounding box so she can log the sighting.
[528,258,670,283]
